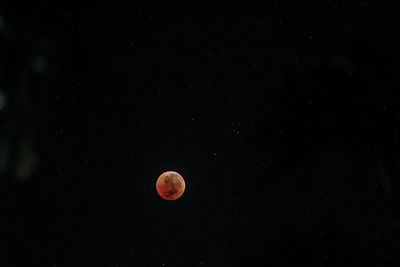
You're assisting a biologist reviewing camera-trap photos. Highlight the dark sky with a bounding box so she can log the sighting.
[1,1,400,266]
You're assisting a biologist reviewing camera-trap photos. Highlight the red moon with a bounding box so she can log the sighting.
[156,171,185,200]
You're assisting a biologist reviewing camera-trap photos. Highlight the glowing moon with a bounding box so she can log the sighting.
[156,171,185,200]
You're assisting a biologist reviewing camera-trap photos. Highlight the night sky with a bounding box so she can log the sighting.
[1,2,400,266]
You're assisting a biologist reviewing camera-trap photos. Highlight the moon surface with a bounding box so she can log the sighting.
[156,171,185,200]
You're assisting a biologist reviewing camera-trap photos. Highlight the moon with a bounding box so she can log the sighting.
[156,171,185,200]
